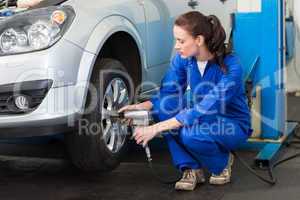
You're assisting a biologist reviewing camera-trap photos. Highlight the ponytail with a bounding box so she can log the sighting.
[206,15,227,73]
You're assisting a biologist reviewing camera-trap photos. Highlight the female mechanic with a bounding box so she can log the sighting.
[119,11,252,191]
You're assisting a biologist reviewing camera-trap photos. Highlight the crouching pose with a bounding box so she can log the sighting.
[119,11,252,191]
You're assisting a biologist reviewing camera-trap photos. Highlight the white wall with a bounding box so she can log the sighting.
[237,0,261,13]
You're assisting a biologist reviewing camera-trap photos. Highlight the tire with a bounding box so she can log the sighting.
[65,58,134,172]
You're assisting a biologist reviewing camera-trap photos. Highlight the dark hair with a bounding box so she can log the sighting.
[175,11,230,73]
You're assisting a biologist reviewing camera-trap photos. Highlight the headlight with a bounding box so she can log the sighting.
[0,5,75,56]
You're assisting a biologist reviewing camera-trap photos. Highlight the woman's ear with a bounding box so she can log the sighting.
[196,35,205,47]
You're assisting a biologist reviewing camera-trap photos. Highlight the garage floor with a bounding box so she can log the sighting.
[0,95,300,200]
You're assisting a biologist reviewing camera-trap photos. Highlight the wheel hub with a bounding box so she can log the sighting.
[101,78,129,153]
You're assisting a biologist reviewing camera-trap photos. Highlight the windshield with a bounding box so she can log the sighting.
[32,0,68,8]
[0,0,68,19]
[0,0,68,10]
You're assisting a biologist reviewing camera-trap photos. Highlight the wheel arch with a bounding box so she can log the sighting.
[76,15,146,112]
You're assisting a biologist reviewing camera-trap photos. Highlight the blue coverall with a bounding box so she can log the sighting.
[150,53,252,174]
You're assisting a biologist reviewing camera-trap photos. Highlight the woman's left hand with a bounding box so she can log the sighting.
[133,125,159,147]
[133,118,182,147]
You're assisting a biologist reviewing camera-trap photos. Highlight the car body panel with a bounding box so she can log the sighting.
[0,0,237,137]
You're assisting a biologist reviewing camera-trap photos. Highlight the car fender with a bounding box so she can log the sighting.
[75,15,147,112]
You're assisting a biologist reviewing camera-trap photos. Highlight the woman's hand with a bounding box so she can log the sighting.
[133,125,159,147]
[133,118,183,147]
[118,101,153,113]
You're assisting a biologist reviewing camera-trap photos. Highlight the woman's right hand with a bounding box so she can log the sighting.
[118,101,153,113]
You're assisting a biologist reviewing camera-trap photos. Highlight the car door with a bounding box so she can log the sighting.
[142,0,193,91]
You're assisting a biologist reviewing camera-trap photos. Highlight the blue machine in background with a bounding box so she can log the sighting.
[233,0,297,167]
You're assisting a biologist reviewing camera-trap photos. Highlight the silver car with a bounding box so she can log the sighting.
[0,0,235,171]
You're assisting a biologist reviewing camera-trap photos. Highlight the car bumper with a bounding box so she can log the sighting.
[0,38,86,88]
[0,38,93,138]
[0,83,85,138]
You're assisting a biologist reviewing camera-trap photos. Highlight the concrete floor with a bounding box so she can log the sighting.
[0,142,300,200]
[0,95,300,200]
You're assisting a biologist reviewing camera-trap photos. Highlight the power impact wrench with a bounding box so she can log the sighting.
[110,109,154,162]
[110,109,300,185]
[109,109,182,184]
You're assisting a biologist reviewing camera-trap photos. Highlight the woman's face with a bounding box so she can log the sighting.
[173,25,203,58]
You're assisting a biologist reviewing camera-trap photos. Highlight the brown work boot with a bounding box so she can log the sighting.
[175,169,205,191]
[209,153,234,185]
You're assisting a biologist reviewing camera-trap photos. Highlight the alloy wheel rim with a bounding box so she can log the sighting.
[101,78,129,153]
